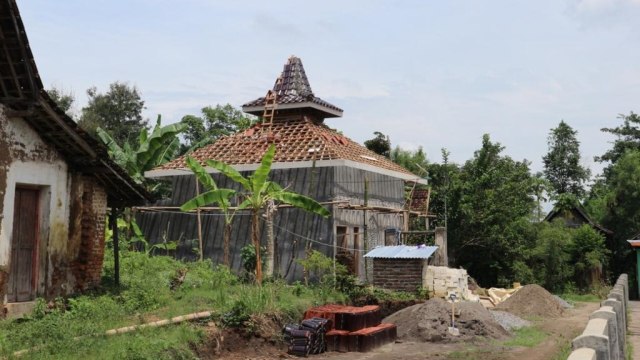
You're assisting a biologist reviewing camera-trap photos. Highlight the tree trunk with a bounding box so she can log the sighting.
[223,222,232,266]
[264,209,275,278]
[252,211,263,284]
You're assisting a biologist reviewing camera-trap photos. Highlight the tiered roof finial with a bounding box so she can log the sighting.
[242,56,343,119]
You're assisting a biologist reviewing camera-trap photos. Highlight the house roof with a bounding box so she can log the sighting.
[242,56,343,118]
[627,240,640,248]
[0,0,150,207]
[544,204,613,235]
[364,245,439,259]
[149,117,421,181]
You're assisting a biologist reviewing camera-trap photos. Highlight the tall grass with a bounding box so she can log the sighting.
[0,250,346,358]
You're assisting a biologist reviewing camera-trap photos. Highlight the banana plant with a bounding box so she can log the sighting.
[97,115,187,194]
[181,144,331,284]
[180,156,237,265]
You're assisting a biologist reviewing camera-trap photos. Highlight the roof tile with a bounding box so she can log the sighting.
[158,117,414,176]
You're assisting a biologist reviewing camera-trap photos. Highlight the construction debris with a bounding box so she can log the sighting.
[283,318,330,356]
[423,266,479,301]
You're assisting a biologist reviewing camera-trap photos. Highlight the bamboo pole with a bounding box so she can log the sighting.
[13,311,214,357]
[195,179,204,261]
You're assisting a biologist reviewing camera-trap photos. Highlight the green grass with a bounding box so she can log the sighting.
[551,338,572,360]
[447,347,494,360]
[503,326,548,348]
[0,250,348,359]
[560,293,601,303]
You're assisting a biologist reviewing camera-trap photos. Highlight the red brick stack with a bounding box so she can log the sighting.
[303,305,397,353]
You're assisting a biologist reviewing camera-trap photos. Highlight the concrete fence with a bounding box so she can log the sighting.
[567,274,629,360]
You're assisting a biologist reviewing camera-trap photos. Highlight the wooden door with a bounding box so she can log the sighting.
[7,187,39,302]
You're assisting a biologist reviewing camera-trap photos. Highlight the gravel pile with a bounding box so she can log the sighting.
[489,310,531,332]
[496,284,564,318]
[553,295,573,309]
[384,298,509,343]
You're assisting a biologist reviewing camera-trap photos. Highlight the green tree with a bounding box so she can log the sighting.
[596,112,640,176]
[600,150,640,278]
[364,131,391,157]
[97,115,186,196]
[79,82,147,146]
[448,134,536,286]
[570,225,609,290]
[542,121,590,199]
[424,149,461,229]
[531,221,573,293]
[531,172,550,222]
[46,86,75,117]
[390,146,429,176]
[180,144,331,284]
[179,104,256,152]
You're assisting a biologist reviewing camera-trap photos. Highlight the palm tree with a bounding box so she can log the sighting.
[181,144,331,284]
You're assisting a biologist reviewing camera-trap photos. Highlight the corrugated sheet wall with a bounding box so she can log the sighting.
[137,165,406,282]
[137,167,335,281]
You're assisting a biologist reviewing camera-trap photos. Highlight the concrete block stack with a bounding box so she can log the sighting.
[567,273,629,360]
[424,266,477,301]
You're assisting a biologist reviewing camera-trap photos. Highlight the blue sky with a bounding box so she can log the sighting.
[18,0,640,175]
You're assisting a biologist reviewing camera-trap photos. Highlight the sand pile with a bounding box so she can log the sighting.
[383,298,509,343]
[496,284,564,318]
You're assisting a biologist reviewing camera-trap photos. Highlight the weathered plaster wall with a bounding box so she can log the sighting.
[0,106,11,298]
[0,107,69,304]
[0,106,109,309]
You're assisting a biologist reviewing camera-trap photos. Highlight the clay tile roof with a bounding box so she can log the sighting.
[242,56,343,118]
[157,118,415,176]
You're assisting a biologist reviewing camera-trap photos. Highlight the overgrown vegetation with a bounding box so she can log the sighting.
[0,248,347,358]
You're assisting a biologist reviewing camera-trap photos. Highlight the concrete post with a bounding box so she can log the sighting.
[602,298,625,357]
[572,318,610,360]
[434,227,447,267]
[614,276,628,308]
[590,306,619,360]
[568,348,597,360]
[608,290,626,330]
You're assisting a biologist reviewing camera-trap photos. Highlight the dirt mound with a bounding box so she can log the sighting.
[383,298,509,343]
[496,284,564,318]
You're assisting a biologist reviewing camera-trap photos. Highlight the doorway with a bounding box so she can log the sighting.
[7,187,40,302]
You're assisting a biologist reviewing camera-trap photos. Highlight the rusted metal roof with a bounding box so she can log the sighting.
[0,0,150,207]
[364,245,439,259]
[242,56,343,118]
[627,240,640,248]
[155,117,416,176]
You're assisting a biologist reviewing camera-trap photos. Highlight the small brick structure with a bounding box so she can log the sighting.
[364,245,439,293]
[372,258,424,293]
